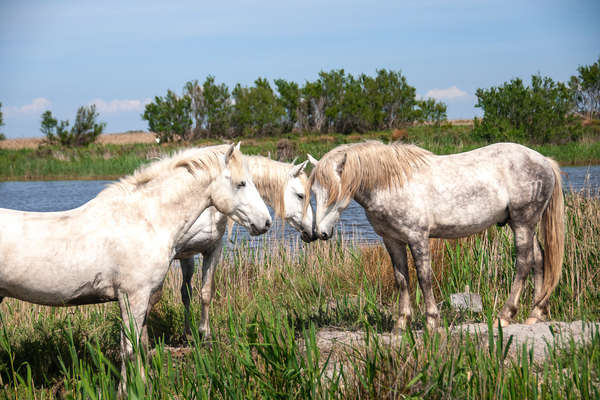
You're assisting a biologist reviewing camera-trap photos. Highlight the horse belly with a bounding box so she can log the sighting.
[0,263,117,306]
[427,183,509,238]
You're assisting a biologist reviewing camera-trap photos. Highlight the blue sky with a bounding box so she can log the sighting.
[1,0,599,138]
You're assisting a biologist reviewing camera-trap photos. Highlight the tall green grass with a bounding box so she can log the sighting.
[0,190,598,398]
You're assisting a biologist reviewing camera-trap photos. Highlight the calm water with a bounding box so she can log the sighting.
[1,165,598,247]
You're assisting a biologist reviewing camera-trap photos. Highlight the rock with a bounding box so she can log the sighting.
[450,292,483,313]
[308,321,600,382]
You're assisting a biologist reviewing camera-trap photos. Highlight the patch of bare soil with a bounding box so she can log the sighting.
[0,131,157,149]
[96,131,157,145]
[0,137,44,149]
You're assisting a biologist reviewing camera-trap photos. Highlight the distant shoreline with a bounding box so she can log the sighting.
[1,124,599,181]
[0,131,158,150]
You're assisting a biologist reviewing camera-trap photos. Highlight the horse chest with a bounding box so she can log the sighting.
[364,209,413,242]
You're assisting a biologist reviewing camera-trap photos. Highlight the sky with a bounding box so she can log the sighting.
[1,0,599,139]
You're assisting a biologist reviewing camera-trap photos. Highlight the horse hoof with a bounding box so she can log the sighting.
[525,317,541,325]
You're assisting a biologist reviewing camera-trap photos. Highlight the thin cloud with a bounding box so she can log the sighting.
[4,97,52,117]
[90,98,152,114]
[424,86,469,101]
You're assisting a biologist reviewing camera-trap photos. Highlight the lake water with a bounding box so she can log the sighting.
[1,165,598,247]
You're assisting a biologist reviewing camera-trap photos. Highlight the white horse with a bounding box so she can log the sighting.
[174,154,317,341]
[0,143,271,390]
[305,141,564,331]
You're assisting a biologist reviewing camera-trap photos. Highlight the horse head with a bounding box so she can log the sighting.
[211,143,272,236]
[283,159,317,242]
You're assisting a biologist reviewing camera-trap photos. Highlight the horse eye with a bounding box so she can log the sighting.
[297,193,304,199]
[237,181,246,189]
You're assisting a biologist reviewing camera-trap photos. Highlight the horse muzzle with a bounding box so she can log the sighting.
[301,229,318,243]
[250,218,271,236]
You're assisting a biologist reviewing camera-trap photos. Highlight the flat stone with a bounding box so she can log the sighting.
[450,292,483,313]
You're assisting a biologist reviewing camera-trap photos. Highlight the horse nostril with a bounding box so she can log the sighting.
[265,219,271,229]
[320,232,328,240]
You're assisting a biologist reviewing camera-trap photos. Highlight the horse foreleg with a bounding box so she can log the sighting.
[140,285,163,349]
[526,237,548,324]
[198,240,224,342]
[180,257,196,338]
[383,237,412,334]
[117,289,151,397]
[409,238,439,331]
[499,225,535,327]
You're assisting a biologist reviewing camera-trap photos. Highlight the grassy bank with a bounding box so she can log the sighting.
[0,189,598,398]
[2,125,600,181]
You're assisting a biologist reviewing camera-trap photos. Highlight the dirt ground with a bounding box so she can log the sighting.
[0,131,157,150]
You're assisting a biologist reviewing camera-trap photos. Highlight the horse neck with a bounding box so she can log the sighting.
[246,156,287,215]
[118,168,214,250]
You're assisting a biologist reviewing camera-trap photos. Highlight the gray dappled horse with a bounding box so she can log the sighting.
[305,141,564,332]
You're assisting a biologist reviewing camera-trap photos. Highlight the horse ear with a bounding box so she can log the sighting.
[289,159,309,178]
[224,143,236,165]
[307,154,319,166]
[336,153,347,176]
[291,157,298,165]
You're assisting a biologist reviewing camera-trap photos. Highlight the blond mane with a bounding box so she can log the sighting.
[305,141,432,210]
[246,155,307,218]
[99,145,235,197]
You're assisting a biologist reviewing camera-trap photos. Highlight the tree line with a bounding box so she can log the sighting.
[5,58,594,146]
[142,69,448,142]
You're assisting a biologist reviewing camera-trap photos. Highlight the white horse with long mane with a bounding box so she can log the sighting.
[305,141,564,331]
[174,154,317,340]
[0,143,271,390]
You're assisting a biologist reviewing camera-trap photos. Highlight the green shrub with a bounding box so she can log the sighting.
[474,74,580,144]
[569,56,600,120]
[142,90,192,143]
[41,105,105,147]
[0,101,5,140]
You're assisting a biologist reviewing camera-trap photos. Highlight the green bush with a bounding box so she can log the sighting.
[142,90,192,143]
[231,78,285,137]
[415,98,448,126]
[569,56,600,120]
[184,76,232,139]
[0,101,5,140]
[474,74,579,144]
[41,105,105,147]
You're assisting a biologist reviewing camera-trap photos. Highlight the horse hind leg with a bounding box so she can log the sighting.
[180,257,196,338]
[526,238,548,324]
[198,240,224,343]
[383,238,412,334]
[498,224,535,327]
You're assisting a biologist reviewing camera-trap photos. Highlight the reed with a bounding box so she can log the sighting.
[0,189,598,398]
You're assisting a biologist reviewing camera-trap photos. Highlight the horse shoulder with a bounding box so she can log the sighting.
[360,184,432,242]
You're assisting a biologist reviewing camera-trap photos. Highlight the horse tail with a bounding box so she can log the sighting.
[536,158,565,307]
